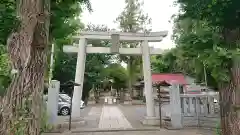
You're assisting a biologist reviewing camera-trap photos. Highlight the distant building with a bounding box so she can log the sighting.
[151,73,187,85]
[151,73,210,93]
[150,73,188,99]
[133,73,211,99]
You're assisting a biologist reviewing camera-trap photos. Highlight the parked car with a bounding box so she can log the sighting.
[59,94,85,109]
[43,94,85,116]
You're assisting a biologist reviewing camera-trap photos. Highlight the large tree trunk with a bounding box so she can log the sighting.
[127,57,133,98]
[220,56,240,135]
[0,0,50,135]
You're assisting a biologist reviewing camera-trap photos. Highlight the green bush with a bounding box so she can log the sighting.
[9,97,53,135]
[40,102,53,133]
[215,122,221,135]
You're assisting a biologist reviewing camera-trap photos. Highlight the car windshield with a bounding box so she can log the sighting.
[60,94,71,102]
[43,95,68,102]
[59,96,69,102]
[61,94,70,99]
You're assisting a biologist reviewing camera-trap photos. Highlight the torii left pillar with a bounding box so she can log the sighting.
[71,38,87,119]
[141,40,158,125]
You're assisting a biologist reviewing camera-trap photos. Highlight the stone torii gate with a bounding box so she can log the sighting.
[63,31,168,125]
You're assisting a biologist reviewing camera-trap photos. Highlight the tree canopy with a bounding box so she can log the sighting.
[0,0,92,95]
[115,0,151,96]
[151,1,240,89]
[53,24,129,99]
[152,1,240,134]
[102,63,128,90]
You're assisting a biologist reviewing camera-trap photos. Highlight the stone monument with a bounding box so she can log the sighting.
[124,91,132,104]
[47,80,60,125]
[88,89,96,104]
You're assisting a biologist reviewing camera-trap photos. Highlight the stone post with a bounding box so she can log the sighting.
[169,83,183,129]
[141,40,158,125]
[47,80,60,125]
[88,89,96,105]
[72,38,87,119]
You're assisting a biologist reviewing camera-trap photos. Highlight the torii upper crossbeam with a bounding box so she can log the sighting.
[63,31,168,126]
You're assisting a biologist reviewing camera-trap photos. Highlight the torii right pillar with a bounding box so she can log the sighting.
[141,40,158,125]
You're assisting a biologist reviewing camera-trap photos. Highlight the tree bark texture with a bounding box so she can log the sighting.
[220,56,240,135]
[127,57,133,98]
[127,55,141,98]
[0,0,50,135]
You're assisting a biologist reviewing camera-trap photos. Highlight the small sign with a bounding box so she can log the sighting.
[110,34,120,53]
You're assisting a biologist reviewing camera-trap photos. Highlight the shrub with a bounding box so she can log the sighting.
[40,101,53,133]
[215,122,221,135]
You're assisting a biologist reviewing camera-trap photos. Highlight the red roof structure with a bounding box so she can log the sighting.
[151,73,187,85]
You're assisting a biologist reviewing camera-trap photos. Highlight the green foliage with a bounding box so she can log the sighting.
[50,0,91,42]
[103,63,128,89]
[10,101,30,135]
[0,1,17,95]
[151,55,172,73]
[216,122,221,135]
[177,0,240,29]
[8,98,52,135]
[46,0,91,82]
[52,24,128,98]
[161,0,240,90]
[0,0,91,134]
[0,0,92,82]
[169,1,240,133]
[0,45,10,76]
[53,24,112,99]
[0,0,92,96]
[0,0,18,45]
[151,15,234,89]
[0,0,91,45]
[116,0,151,32]
[115,0,151,91]
[40,102,53,133]
[173,18,232,84]
[0,45,11,96]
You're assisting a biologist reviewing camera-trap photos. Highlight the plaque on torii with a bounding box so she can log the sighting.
[110,34,120,53]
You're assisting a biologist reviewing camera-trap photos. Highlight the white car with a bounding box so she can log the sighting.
[59,94,85,109]
[44,94,85,116]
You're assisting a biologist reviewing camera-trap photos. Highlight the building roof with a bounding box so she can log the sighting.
[152,73,187,85]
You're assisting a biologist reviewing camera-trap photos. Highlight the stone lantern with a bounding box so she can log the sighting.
[153,80,171,128]
[133,80,145,101]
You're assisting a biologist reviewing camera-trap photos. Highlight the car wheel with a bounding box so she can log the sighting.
[60,107,70,116]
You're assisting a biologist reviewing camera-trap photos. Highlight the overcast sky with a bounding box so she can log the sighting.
[81,0,179,49]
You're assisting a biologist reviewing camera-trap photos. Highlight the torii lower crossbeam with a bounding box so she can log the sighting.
[64,31,168,126]
[63,46,165,55]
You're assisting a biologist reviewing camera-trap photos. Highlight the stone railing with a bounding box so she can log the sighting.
[181,92,219,116]
[166,83,220,129]
[180,92,220,128]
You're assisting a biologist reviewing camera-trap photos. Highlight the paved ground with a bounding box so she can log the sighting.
[98,106,132,129]
[44,129,214,135]
[118,104,174,128]
[118,105,146,128]
[54,105,215,135]
[57,105,101,129]
[57,107,91,122]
